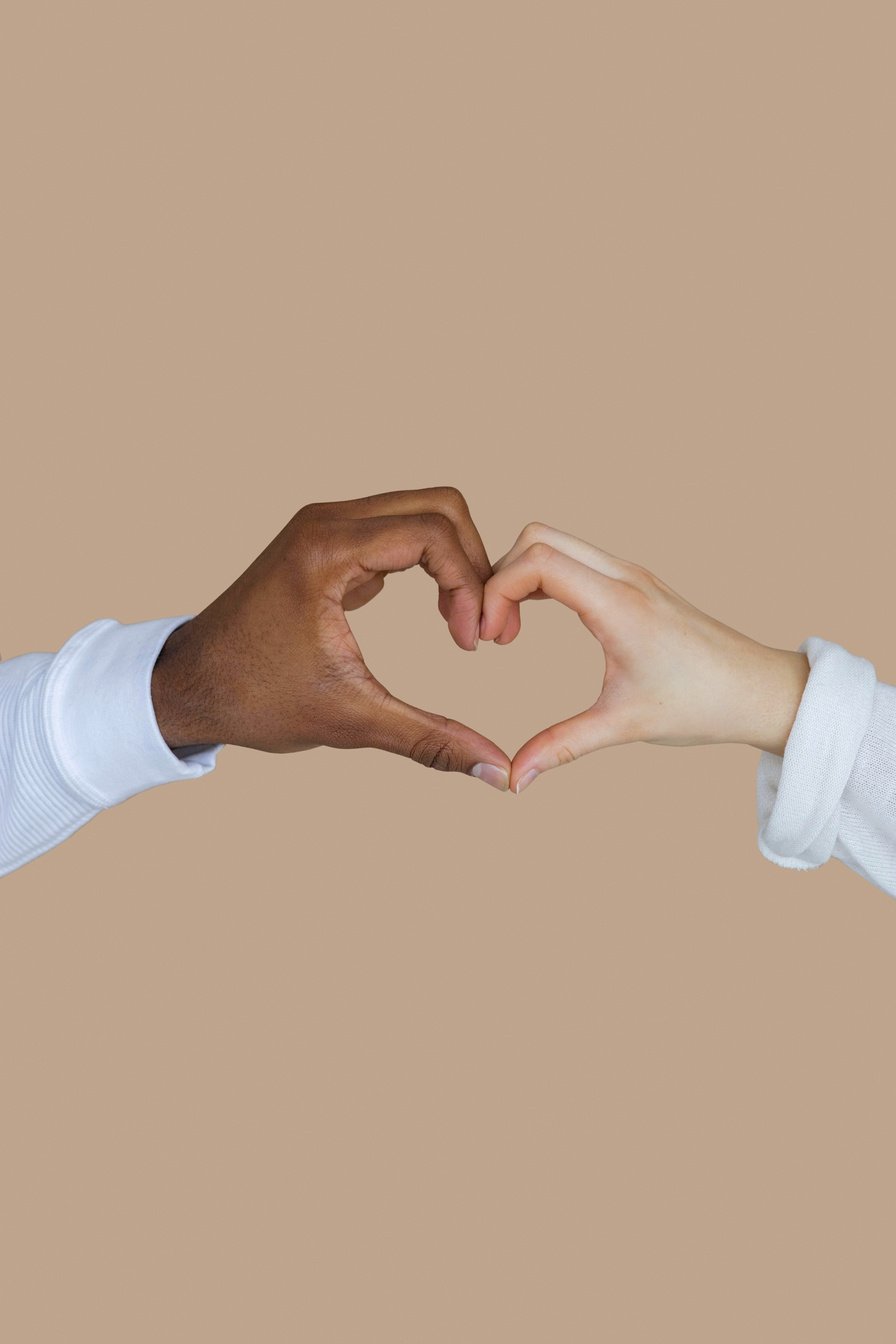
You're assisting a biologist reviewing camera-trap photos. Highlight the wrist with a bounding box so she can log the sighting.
[736,645,811,755]
[150,621,220,751]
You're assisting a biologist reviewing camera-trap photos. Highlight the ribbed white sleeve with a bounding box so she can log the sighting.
[0,616,224,878]
[757,636,896,897]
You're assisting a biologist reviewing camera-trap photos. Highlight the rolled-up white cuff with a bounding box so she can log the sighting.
[43,615,224,810]
[756,636,877,870]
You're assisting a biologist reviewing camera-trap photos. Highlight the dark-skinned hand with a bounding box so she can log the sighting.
[150,487,511,789]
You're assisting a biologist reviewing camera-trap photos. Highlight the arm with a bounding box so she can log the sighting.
[0,616,222,878]
[3,487,510,878]
[481,521,896,898]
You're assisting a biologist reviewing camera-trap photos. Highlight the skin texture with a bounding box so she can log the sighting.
[480,522,811,794]
[150,487,511,788]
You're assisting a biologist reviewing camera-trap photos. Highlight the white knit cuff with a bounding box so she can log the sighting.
[42,615,224,810]
[756,636,877,871]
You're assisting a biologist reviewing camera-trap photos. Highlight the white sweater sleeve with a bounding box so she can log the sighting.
[0,615,224,878]
[757,636,896,897]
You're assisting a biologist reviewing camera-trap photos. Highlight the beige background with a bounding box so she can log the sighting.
[2,2,895,1339]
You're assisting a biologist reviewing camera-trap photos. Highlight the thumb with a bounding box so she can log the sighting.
[358,682,511,791]
[509,701,635,794]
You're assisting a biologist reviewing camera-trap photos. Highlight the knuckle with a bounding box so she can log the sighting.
[288,504,329,556]
[293,501,324,525]
[286,515,337,577]
[435,484,467,510]
[624,561,657,591]
[409,730,460,771]
[405,712,461,770]
[519,521,548,547]
[544,723,579,766]
[540,725,583,768]
[524,541,554,566]
[419,510,455,539]
[618,579,653,613]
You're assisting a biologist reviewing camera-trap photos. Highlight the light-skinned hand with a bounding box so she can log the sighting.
[480,523,810,794]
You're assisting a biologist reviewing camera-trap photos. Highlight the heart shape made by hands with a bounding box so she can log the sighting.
[346,571,604,789]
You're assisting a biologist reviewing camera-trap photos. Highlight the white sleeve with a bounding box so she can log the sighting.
[0,615,224,878]
[756,636,896,897]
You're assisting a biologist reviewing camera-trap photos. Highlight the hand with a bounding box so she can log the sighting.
[480,523,810,793]
[150,487,511,788]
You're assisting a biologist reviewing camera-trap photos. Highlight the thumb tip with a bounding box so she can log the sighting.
[470,762,510,791]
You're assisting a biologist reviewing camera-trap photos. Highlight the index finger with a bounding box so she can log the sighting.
[480,543,621,643]
[351,511,487,651]
[307,486,493,585]
[493,522,636,582]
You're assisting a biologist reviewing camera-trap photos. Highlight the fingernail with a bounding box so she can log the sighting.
[470,763,509,791]
[515,769,539,796]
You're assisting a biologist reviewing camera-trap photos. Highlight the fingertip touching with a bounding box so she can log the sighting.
[443,584,484,651]
[479,582,512,642]
[494,603,522,645]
